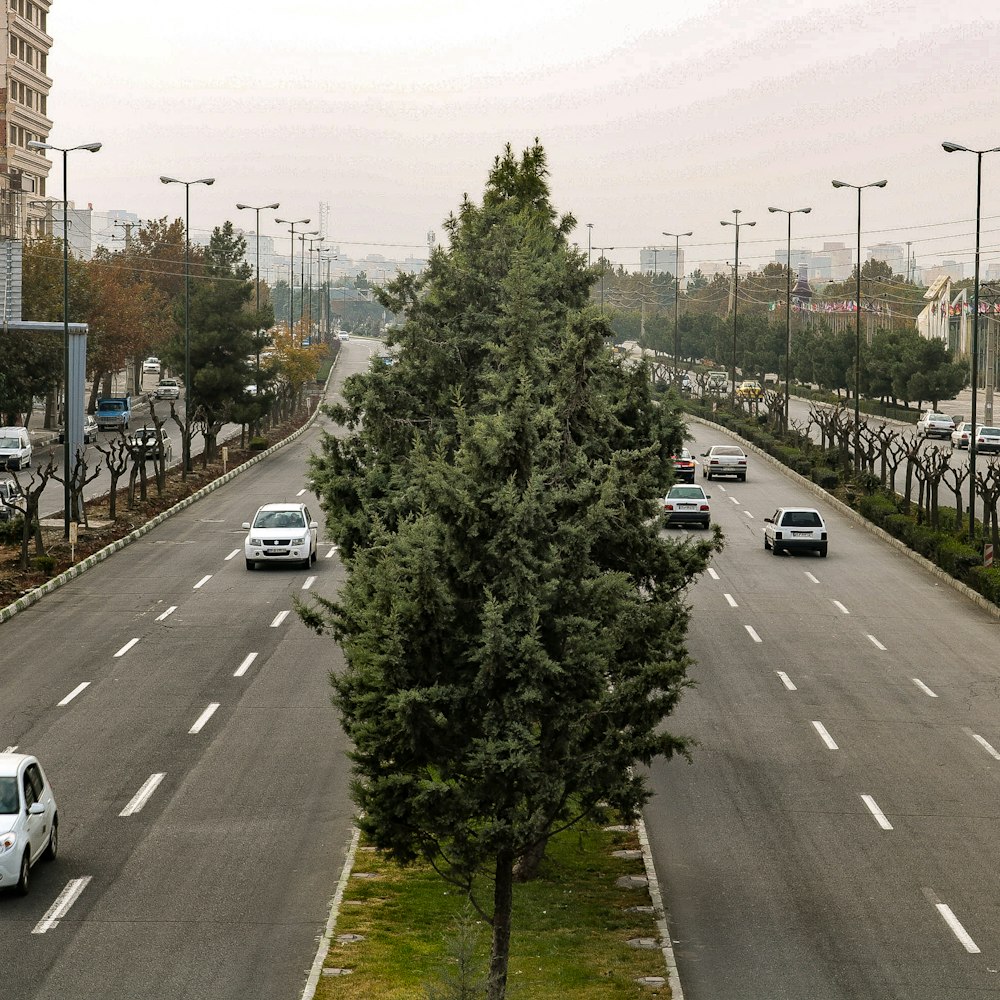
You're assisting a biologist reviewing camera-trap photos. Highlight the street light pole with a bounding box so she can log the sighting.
[942,141,1000,542]
[832,178,887,469]
[594,247,614,314]
[275,217,311,345]
[767,206,811,433]
[587,223,593,268]
[721,210,755,404]
[663,231,692,385]
[297,230,319,345]
[236,201,280,389]
[308,238,325,341]
[160,175,215,475]
[27,139,102,538]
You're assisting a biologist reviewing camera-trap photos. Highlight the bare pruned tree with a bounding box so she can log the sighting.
[11,457,57,569]
[943,461,970,533]
[50,448,103,529]
[974,461,1000,550]
[94,436,130,520]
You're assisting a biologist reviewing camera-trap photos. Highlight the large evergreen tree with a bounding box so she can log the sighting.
[304,142,718,1000]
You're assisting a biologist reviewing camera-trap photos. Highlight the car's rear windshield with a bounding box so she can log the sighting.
[669,487,706,499]
[928,413,950,420]
[781,510,823,527]
[982,428,1000,436]
[712,446,744,456]
[0,776,17,813]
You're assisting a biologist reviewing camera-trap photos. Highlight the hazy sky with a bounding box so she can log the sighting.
[45,0,1000,276]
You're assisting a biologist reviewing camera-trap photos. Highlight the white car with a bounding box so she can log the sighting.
[126,426,172,462]
[916,410,954,439]
[337,331,351,342]
[57,415,99,445]
[764,507,828,557]
[142,357,162,375]
[951,421,976,449]
[155,378,180,400]
[662,484,711,529]
[701,444,748,482]
[0,752,58,896]
[974,426,1000,454]
[243,502,318,570]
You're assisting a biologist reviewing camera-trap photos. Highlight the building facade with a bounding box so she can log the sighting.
[640,244,685,278]
[1,0,52,239]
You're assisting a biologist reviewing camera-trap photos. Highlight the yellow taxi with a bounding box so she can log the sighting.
[735,379,764,400]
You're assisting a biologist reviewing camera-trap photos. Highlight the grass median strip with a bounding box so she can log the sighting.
[313,821,671,999]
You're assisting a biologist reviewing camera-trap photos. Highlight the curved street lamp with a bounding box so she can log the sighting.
[236,201,280,387]
[721,210,755,402]
[767,207,811,432]
[593,247,614,314]
[831,178,886,468]
[941,141,1000,541]
[662,231,692,385]
[26,139,102,537]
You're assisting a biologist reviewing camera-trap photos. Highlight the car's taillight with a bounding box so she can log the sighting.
[699,504,710,511]
[664,504,674,511]
[738,459,747,465]
[821,532,827,540]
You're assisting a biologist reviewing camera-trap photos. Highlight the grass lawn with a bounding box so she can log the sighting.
[313,821,671,999]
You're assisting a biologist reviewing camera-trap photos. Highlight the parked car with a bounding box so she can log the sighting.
[764,507,828,557]
[154,378,180,400]
[916,410,955,439]
[142,357,162,375]
[951,421,976,449]
[0,752,58,895]
[662,484,711,529]
[672,448,696,483]
[126,426,172,462]
[974,426,1000,454]
[701,444,748,481]
[57,414,99,445]
[0,478,25,522]
[0,427,31,471]
[243,502,318,570]
[735,379,764,400]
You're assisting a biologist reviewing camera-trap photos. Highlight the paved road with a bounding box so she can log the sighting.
[0,345,372,1000]
[644,422,1000,999]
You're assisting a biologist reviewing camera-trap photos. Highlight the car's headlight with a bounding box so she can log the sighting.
[0,832,17,854]
[249,536,263,546]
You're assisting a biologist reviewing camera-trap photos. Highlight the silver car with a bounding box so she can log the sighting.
[0,753,58,896]
[243,502,318,570]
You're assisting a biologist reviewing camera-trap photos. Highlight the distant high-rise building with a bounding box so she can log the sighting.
[867,242,906,278]
[640,245,685,278]
[822,241,853,281]
[922,260,965,284]
[1,1,52,239]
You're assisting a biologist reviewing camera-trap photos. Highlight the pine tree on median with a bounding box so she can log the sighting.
[302,141,720,1000]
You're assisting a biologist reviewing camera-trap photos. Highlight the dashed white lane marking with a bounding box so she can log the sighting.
[193,574,212,590]
[119,773,165,816]
[861,794,893,830]
[325,545,339,559]
[832,600,850,615]
[968,730,1000,761]
[303,576,316,590]
[58,682,90,707]
[812,721,839,750]
[234,652,258,678]
[935,901,981,954]
[729,496,740,505]
[32,877,92,934]
[270,610,290,628]
[189,703,220,734]
[724,593,738,608]
[224,548,240,561]
[805,572,819,584]
[912,678,938,698]
[744,511,754,519]
[114,638,139,658]
[156,606,177,622]
[776,671,797,691]
[2,745,17,753]
[707,568,720,580]
[744,625,762,643]
[867,635,887,651]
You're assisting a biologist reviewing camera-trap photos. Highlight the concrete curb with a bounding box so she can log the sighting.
[690,414,1000,620]
[635,816,684,999]
[0,371,335,627]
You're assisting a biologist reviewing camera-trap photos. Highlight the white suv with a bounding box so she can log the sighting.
[701,445,748,482]
[0,753,58,895]
[764,507,828,557]
[916,410,955,439]
[244,502,319,570]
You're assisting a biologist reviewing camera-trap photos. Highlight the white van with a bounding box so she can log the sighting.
[0,427,31,471]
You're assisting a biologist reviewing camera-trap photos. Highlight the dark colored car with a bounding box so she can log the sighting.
[672,448,696,483]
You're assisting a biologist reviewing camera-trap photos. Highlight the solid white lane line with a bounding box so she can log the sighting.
[970,731,1000,761]
[114,638,139,658]
[224,548,240,561]
[744,625,762,643]
[119,773,165,817]
[235,652,258,677]
[861,794,893,830]
[193,574,212,590]
[303,576,316,590]
[57,682,90,707]
[156,606,177,622]
[189,703,220,734]
[724,593,738,608]
[325,545,339,559]
[297,488,307,496]
[776,671,797,691]
[32,876,92,934]
[812,721,839,750]
[270,610,290,627]
[832,600,850,615]
[912,678,938,698]
[805,572,819,584]
[867,634,887,651]
[707,567,720,580]
[936,903,981,954]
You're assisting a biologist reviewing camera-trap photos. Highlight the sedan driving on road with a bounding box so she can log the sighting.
[672,448,696,483]
[0,752,58,896]
[764,507,828,557]
[951,421,976,449]
[702,445,748,482]
[243,502,318,570]
[142,357,162,375]
[662,485,711,529]
[974,426,1000,454]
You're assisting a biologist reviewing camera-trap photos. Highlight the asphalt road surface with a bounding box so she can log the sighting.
[0,346,374,999]
[645,421,1000,999]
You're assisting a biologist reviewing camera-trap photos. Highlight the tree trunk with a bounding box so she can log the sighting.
[514,837,547,882]
[487,849,515,1000]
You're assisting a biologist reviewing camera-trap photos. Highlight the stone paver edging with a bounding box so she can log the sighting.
[692,414,1000,619]
[0,371,335,626]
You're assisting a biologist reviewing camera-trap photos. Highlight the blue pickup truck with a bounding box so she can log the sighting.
[96,396,132,432]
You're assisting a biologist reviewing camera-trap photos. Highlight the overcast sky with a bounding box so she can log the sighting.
[45,0,1000,276]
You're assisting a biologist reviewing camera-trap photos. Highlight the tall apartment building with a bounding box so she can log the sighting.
[867,242,906,278]
[1,0,52,239]
[640,245,685,279]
